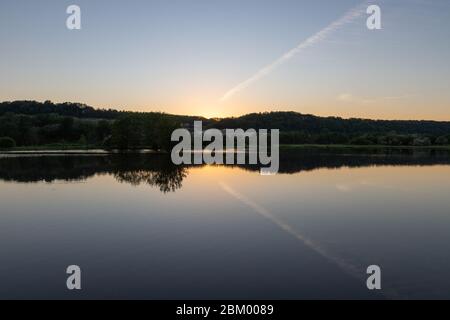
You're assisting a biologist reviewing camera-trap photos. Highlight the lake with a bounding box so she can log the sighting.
[1,148,450,299]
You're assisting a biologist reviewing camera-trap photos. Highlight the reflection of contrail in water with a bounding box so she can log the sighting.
[219,181,400,299]
[219,182,360,277]
[220,2,368,101]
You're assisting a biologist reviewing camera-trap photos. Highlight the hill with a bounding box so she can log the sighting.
[1,100,449,148]
[209,111,450,136]
[208,112,450,146]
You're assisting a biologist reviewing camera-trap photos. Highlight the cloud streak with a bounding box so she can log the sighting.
[220,2,368,102]
[337,93,414,104]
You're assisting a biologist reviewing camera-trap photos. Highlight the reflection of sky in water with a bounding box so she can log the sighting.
[0,154,450,299]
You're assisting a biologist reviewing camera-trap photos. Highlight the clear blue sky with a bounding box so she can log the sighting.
[1,0,449,119]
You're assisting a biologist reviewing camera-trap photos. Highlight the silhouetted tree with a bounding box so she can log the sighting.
[0,137,16,149]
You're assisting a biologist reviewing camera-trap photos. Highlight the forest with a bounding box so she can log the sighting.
[0,100,449,149]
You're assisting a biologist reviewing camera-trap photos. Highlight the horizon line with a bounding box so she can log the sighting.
[1,99,450,122]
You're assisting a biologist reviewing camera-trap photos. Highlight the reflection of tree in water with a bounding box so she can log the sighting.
[111,154,188,193]
[114,167,187,193]
[237,148,450,174]
[1,149,450,191]
[0,154,189,193]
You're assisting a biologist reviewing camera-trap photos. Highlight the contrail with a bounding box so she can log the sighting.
[220,2,368,102]
[219,181,400,299]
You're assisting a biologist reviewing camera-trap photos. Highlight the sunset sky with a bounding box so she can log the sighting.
[1,0,449,120]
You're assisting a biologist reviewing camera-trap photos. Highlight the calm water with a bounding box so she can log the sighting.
[1,149,450,299]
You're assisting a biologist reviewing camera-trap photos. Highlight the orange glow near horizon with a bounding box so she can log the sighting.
[4,95,448,121]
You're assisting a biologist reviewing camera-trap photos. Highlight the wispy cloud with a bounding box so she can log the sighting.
[336,184,352,192]
[337,93,355,102]
[220,2,368,102]
[337,93,414,104]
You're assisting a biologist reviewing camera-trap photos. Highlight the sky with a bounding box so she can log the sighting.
[0,0,449,120]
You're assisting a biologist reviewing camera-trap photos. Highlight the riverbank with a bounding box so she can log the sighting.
[0,146,163,155]
[2,144,450,155]
[280,144,450,150]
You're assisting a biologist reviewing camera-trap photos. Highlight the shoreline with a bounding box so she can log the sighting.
[1,144,450,155]
[0,149,165,155]
[280,144,450,150]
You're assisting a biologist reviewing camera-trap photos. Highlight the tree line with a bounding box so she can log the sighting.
[0,113,112,148]
[209,112,450,146]
[0,112,182,150]
[0,101,449,149]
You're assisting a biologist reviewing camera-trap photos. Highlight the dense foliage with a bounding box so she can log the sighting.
[0,101,190,150]
[209,112,450,146]
[0,112,112,147]
[0,100,121,119]
[1,101,449,148]
[0,137,16,149]
[110,113,179,150]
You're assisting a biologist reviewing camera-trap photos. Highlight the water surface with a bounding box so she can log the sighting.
[1,149,450,299]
